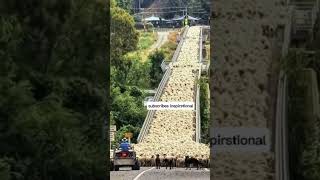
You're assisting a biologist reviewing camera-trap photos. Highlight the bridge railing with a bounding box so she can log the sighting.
[137,68,172,143]
[160,60,168,72]
[195,82,201,143]
[282,6,294,57]
[137,27,190,143]
[172,27,189,62]
[275,71,289,180]
[195,27,203,143]
[161,27,190,72]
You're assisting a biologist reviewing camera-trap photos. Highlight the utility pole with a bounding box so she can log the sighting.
[186,7,188,16]
[138,0,141,11]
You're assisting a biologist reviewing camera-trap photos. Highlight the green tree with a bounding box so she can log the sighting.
[126,58,151,88]
[115,0,134,13]
[0,159,10,180]
[199,77,210,143]
[149,50,164,87]
[111,6,139,68]
[0,0,108,179]
[115,125,141,143]
[111,86,146,128]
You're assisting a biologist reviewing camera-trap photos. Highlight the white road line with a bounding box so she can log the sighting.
[133,167,155,180]
[204,168,210,172]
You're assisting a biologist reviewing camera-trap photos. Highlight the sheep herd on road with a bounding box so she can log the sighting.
[134,26,210,166]
[138,153,210,169]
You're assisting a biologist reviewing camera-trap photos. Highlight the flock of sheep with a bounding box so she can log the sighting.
[210,0,288,179]
[133,26,210,167]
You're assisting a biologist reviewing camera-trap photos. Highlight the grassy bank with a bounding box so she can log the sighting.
[126,31,157,62]
[160,31,179,61]
[199,77,210,143]
[138,31,157,50]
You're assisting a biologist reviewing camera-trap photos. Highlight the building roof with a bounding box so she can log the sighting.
[144,16,160,21]
[143,15,200,22]
[172,15,200,21]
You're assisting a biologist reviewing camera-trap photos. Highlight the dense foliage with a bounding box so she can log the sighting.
[283,50,320,180]
[110,1,164,144]
[282,49,320,87]
[0,0,108,179]
[287,71,320,180]
[199,77,210,143]
[149,50,165,88]
[111,4,138,67]
[137,32,157,50]
[115,0,134,13]
[115,125,141,143]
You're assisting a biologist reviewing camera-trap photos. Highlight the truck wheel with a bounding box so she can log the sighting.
[114,166,119,171]
[110,163,114,171]
[132,163,140,170]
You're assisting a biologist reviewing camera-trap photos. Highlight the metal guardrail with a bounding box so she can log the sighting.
[276,69,320,180]
[137,27,190,143]
[160,60,168,72]
[172,27,189,63]
[160,27,190,72]
[277,4,291,177]
[195,84,201,143]
[154,69,171,101]
[195,27,203,143]
[275,71,289,180]
[283,6,294,57]
[137,68,171,143]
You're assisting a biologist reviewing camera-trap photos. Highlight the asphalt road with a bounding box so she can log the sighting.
[110,167,210,180]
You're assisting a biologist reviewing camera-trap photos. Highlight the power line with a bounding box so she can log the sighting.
[134,10,186,15]
[133,10,209,17]
[128,6,203,11]
[135,8,207,14]
[134,11,208,15]
[129,5,203,10]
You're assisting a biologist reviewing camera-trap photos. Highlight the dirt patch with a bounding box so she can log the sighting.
[168,31,179,43]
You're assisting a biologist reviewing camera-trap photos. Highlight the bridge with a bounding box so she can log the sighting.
[134,26,209,158]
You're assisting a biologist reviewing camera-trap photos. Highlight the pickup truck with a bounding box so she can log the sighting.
[112,148,140,171]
